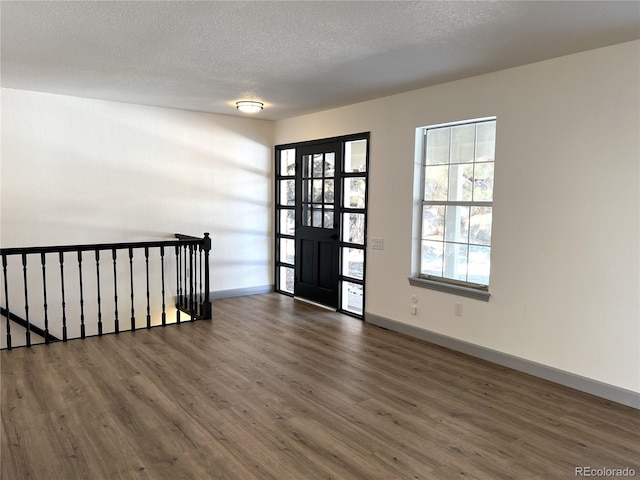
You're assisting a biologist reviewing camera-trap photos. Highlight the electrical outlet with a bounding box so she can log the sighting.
[455,302,463,316]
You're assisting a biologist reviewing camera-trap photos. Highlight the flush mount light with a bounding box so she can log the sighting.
[236,101,264,113]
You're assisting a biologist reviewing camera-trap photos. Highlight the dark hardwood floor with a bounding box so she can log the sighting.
[2,293,638,479]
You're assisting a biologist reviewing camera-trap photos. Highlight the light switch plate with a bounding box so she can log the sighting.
[370,237,384,250]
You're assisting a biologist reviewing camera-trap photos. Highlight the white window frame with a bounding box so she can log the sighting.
[409,117,496,301]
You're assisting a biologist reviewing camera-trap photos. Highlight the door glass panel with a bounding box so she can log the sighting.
[302,155,312,178]
[325,153,335,177]
[280,149,296,175]
[302,180,311,202]
[324,179,334,204]
[279,266,294,293]
[342,247,364,280]
[279,179,295,206]
[280,238,295,265]
[312,207,323,228]
[313,154,324,177]
[301,204,311,226]
[323,208,334,229]
[280,209,295,235]
[344,178,366,208]
[344,140,367,172]
[342,213,365,244]
[342,281,363,315]
[312,180,323,203]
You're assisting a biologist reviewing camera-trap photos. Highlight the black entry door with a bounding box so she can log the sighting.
[294,143,341,308]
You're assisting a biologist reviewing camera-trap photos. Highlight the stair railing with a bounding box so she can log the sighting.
[0,233,211,350]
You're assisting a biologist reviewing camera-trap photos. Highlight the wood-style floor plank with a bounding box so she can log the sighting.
[2,293,639,479]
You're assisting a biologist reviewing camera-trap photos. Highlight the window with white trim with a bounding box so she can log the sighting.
[416,117,496,295]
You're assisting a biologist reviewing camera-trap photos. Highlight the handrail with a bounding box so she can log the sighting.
[0,233,212,350]
[0,238,200,256]
[174,233,202,241]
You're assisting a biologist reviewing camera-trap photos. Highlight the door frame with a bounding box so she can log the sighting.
[274,132,370,318]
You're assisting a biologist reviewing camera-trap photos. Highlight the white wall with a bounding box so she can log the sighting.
[1,89,274,293]
[275,41,640,393]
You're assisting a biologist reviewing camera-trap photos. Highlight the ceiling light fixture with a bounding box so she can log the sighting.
[236,101,264,113]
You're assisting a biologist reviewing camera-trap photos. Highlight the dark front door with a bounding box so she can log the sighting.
[294,143,341,308]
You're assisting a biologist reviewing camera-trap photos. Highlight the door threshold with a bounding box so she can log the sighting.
[294,297,337,311]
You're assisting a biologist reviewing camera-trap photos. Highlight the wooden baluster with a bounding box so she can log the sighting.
[41,253,50,344]
[112,249,119,334]
[199,245,203,317]
[21,254,31,347]
[2,254,12,349]
[185,245,189,319]
[95,250,103,336]
[178,245,182,314]
[160,246,166,326]
[189,244,195,321]
[175,246,181,324]
[203,233,211,319]
[129,248,135,331]
[183,244,188,314]
[145,247,151,329]
[59,252,67,342]
[78,251,86,339]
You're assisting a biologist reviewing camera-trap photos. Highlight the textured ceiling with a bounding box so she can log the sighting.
[1,1,639,120]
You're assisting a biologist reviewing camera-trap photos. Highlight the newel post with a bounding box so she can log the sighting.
[202,232,212,319]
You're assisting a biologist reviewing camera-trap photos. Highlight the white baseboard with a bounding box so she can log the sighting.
[365,312,639,410]
[211,285,274,300]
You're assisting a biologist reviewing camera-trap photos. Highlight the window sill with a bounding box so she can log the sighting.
[408,277,490,301]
